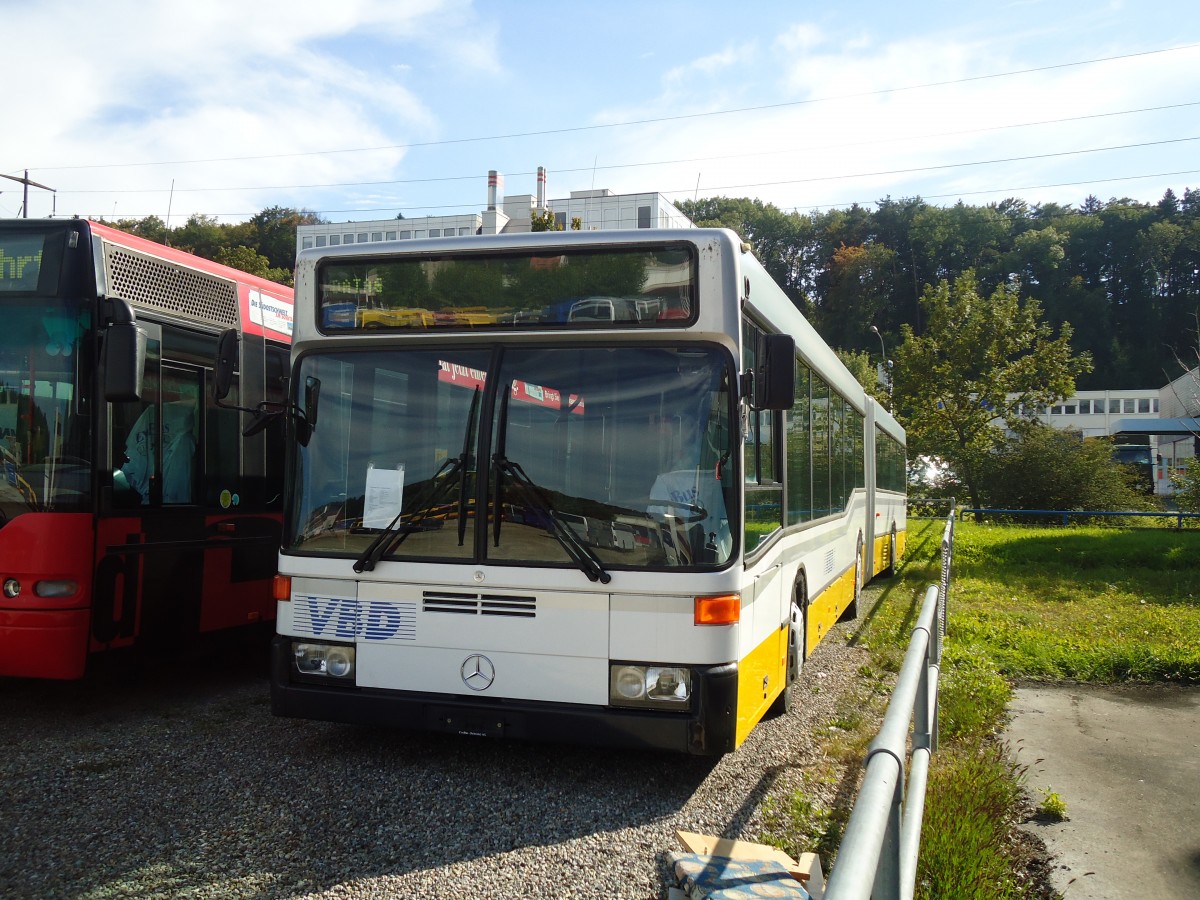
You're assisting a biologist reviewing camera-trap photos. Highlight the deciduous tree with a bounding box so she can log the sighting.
[893,270,1092,513]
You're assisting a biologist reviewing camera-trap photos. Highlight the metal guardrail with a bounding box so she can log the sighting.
[824,511,955,900]
[959,507,1200,528]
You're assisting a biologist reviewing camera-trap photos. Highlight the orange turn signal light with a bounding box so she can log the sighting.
[272,575,292,601]
[695,593,740,625]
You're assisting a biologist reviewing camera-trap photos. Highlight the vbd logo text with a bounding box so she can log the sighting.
[300,597,414,641]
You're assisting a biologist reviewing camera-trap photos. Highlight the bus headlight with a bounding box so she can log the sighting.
[35,580,79,598]
[293,641,356,681]
[609,663,692,710]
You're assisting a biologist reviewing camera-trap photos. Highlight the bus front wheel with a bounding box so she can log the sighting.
[769,595,805,717]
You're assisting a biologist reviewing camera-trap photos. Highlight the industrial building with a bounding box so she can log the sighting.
[295,167,694,255]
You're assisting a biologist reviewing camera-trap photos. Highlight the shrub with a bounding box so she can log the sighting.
[981,425,1156,512]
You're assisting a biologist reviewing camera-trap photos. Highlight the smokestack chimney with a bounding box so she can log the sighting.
[536,166,547,209]
[487,170,504,210]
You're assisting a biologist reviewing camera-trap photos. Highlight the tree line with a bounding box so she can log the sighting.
[677,190,1200,389]
[101,206,326,287]
[107,190,1200,391]
[677,192,1200,512]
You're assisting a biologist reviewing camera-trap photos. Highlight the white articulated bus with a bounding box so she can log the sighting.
[259,228,905,755]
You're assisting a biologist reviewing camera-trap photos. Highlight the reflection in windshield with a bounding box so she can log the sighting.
[286,345,736,570]
[0,300,92,517]
[318,245,695,331]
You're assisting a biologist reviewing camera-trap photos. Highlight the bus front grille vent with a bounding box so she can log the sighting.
[422,591,536,618]
[104,244,239,328]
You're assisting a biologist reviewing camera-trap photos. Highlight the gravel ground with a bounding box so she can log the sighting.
[0,600,876,900]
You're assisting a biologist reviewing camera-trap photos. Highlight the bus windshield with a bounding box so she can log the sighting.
[287,344,737,570]
[0,299,93,517]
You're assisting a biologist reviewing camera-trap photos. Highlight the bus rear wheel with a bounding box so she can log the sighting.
[881,529,898,577]
[841,535,863,622]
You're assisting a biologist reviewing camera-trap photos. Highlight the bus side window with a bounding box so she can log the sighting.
[206,371,242,509]
[160,367,202,505]
[111,338,161,507]
[161,400,198,503]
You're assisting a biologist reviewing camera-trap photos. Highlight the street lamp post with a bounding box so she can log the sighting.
[870,325,892,399]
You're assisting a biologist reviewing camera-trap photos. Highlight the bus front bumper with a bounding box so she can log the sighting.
[0,607,90,679]
[269,636,738,756]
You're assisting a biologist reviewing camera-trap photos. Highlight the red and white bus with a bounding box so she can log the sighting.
[0,219,293,679]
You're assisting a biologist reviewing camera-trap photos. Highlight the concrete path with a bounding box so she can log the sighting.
[1004,685,1200,899]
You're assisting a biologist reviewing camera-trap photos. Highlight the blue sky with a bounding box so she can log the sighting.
[3,0,1198,224]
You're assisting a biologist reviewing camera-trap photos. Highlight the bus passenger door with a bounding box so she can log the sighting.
[96,340,208,652]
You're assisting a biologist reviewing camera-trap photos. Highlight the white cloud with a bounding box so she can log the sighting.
[2,0,494,219]
[3,1,1193,222]
[775,23,825,54]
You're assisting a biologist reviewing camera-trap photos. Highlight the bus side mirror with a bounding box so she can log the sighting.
[753,333,796,410]
[294,376,320,447]
[103,298,146,402]
[215,328,239,401]
[304,376,321,429]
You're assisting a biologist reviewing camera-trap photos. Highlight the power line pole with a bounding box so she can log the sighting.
[0,170,56,217]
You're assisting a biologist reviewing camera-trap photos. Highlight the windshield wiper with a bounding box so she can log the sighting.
[491,384,610,585]
[353,386,480,573]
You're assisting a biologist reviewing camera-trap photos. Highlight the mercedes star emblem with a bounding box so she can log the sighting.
[461,654,496,691]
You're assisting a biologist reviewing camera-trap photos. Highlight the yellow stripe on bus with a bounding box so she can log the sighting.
[732,555,866,747]
[807,562,856,653]
[734,624,787,747]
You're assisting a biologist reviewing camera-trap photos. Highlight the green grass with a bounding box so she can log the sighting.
[917,740,1028,899]
[941,523,1200,683]
[791,518,1200,899]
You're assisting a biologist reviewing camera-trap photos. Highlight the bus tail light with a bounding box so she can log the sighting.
[609,664,692,710]
[695,593,740,625]
[273,575,292,601]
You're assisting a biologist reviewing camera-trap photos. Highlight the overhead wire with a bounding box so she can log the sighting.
[12,42,1198,220]
[48,136,1200,220]
[11,42,1199,174]
[36,102,1200,197]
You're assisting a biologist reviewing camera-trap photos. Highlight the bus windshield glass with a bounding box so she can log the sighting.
[0,299,94,516]
[316,245,695,331]
[287,344,736,570]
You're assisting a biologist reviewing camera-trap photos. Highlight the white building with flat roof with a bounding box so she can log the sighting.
[296,167,693,256]
[1011,385,1200,496]
[1027,389,1162,438]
